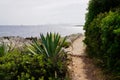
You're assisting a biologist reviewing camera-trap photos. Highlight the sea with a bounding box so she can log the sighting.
[0,25,84,37]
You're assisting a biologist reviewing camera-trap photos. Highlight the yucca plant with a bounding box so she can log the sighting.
[28,33,67,78]
[28,32,66,58]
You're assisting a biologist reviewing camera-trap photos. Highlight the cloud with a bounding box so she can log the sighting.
[0,0,89,25]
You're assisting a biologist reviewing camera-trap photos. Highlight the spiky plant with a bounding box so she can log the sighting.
[28,33,66,58]
[28,33,68,79]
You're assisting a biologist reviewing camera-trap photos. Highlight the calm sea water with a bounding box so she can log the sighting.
[0,25,84,37]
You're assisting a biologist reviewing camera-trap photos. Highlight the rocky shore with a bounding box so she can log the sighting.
[0,36,32,50]
[0,33,83,49]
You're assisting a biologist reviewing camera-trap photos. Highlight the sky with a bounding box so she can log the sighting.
[0,0,89,25]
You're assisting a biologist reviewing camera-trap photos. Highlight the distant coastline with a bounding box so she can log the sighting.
[0,25,84,37]
[74,25,84,27]
[0,24,84,27]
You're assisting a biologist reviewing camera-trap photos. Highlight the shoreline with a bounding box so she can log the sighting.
[0,33,83,40]
[0,33,83,49]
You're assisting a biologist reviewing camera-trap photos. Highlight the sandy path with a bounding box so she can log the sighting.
[66,35,103,80]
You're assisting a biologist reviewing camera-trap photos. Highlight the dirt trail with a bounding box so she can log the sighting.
[66,35,103,80]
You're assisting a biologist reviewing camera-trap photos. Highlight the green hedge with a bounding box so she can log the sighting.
[100,11,120,71]
[84,12,107,58]
[84,0,120,29]
[84,11,120,80]
[84,0,120,79]
[0,49,68,80]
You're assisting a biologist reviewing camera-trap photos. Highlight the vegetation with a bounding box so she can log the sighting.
[0,43,6,57]
[84,0,120,80]
[85,0,120,28]
[28,33,66,57]
[0,33,69,80]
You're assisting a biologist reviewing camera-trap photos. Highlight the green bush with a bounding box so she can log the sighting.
[84,11,120,80]
[84,12,107,58]
[100,11,120,72]
[84,0,120,79]
[84,0,120,29]
[0,33,68,80]
[0,51,68,80]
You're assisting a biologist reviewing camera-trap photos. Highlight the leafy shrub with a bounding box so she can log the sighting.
[84,0,120,28]
[84,10,120,80]
[0,51,68,80]
[0,33,68,80]
[84,12,107,58]
[84,0,120,79]
[100,11,120,72]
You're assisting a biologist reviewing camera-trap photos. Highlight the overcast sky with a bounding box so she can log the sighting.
[0,0,89,25]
